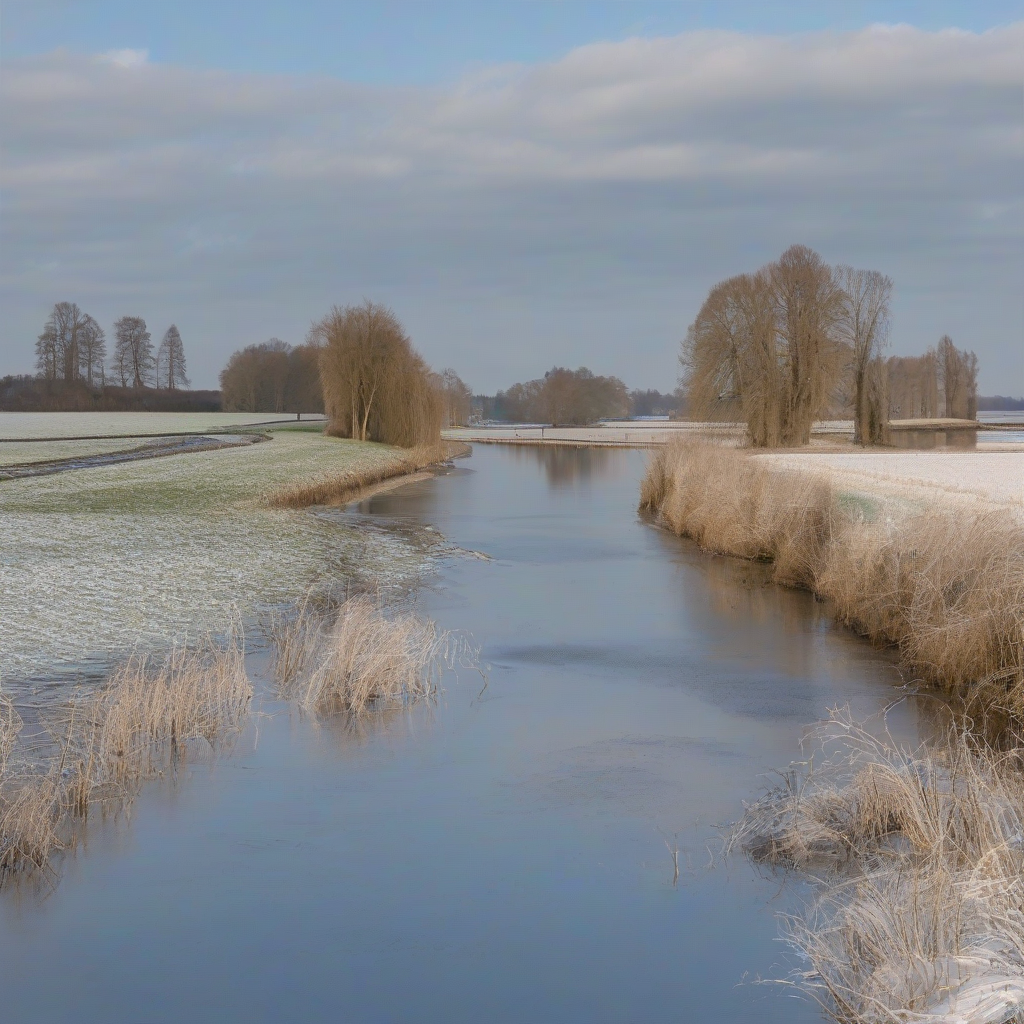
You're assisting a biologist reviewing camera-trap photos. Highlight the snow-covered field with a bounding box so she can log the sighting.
[0,411,316,440]
[0,421,436,691]
[758,451,1024,515]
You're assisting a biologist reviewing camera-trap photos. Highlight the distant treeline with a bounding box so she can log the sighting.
[34,302,190,391]
[887,337,979,420]
[977,396,1024,412]
[473,367,679,425]
[0,376,221,413]
[219,340,323,414]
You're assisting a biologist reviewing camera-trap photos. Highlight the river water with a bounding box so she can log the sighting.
[0,444,924,1023]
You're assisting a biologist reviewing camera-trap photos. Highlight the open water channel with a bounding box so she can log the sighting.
[0,444,926,1022]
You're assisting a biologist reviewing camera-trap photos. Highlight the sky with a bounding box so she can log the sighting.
[2,1,1022,394]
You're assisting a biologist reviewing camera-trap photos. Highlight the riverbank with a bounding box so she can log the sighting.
[640,439,1024,716]
[445,419,1024,450]
[0,416,446,686]
[642,439,1024,1019]
[0,442,910,1023]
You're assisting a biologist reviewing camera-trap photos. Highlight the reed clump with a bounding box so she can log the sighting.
[730,708,1024,1022]
[0,637,251,882]
[271,594,462,715]
[265,441,466,510]
[641,440,1024,714]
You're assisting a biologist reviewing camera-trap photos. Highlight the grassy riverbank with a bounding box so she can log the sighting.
[641,440,1024,717]
[642,440,1024,1020]
[0,419,446,685]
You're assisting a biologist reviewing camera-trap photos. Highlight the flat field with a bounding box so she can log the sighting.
[0,410,315,439]
[0,414,435,690]
[757,450,1024,515]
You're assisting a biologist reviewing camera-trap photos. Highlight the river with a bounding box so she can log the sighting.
[0,443,925,1022]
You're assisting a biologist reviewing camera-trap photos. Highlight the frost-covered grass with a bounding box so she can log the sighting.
[0,430,438,689]
[757,451,1024,514]
[0,411,320,440]
[0,438,144,466]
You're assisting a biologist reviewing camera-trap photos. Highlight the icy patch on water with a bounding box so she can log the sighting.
[0,432,442,699]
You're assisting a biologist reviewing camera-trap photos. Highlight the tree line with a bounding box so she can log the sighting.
[887,336,978,420]
[35,302,189,390]
[476,378,677,423]
[478,367,629,425]
[681,245,979,447]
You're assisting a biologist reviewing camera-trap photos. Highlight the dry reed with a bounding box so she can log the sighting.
[730,708,1024,1022]
[265,441,466,509]
[271,594,463,715]
[0,636,251,882]
[640,440,1024,715]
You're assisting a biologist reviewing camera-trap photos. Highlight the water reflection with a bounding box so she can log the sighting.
[501,443,624,487]
[891,428,977,450]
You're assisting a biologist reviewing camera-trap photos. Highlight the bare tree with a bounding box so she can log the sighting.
[35,323,58,380]
[838,266,892,444]
[888,351,940,419]
[771,245,847,445]
[34,302,94,382]
[220,340,324,414]
[315,300,441,446]
[79,316,106,387]
[112,316,154,388]
[937,334,979,420]
[682,246,846,447]
[440,369,472,426]
[156,325,190,390]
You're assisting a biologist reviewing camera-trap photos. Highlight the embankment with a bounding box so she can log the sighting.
[640,440,1024,717]
[265,441,469,508]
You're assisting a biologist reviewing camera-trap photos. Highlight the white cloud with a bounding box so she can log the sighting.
[99,48,149,69]
[1,25,1021,393]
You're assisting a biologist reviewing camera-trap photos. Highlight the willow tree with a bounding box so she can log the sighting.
[683,246,865,447]
[838,266,892,445]
[314,300,441,447]
[681,271,783,446]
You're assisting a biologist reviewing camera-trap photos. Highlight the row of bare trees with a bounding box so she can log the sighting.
[886,338,978,421]
[35,303,189,390]
[492,367,630,425]
[681,246,979,446]
[219,340,323,414]
[219,302,468,441]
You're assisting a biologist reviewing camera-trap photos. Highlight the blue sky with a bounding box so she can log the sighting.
[2,2,1022,393]
[5,2,1023,80]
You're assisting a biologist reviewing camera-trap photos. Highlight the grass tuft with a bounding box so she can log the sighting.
[0,634,251,883]
[270,593,468,716]
[730,708,1024,1022]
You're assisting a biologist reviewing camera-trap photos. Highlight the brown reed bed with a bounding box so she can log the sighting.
[270,593,465,716]
[640,440,1024,717]
[0,636,251,883]
[265,441,469,510]
[729,708,1024,1022]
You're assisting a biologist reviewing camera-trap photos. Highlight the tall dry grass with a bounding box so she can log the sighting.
[730,708,1024,1022]
[641,440,1024,714]
[265,441,467,509]
[0,636,251,882]
[271,594,462,715]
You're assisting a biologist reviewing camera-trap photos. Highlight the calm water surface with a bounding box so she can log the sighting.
[0,445,925,1023]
